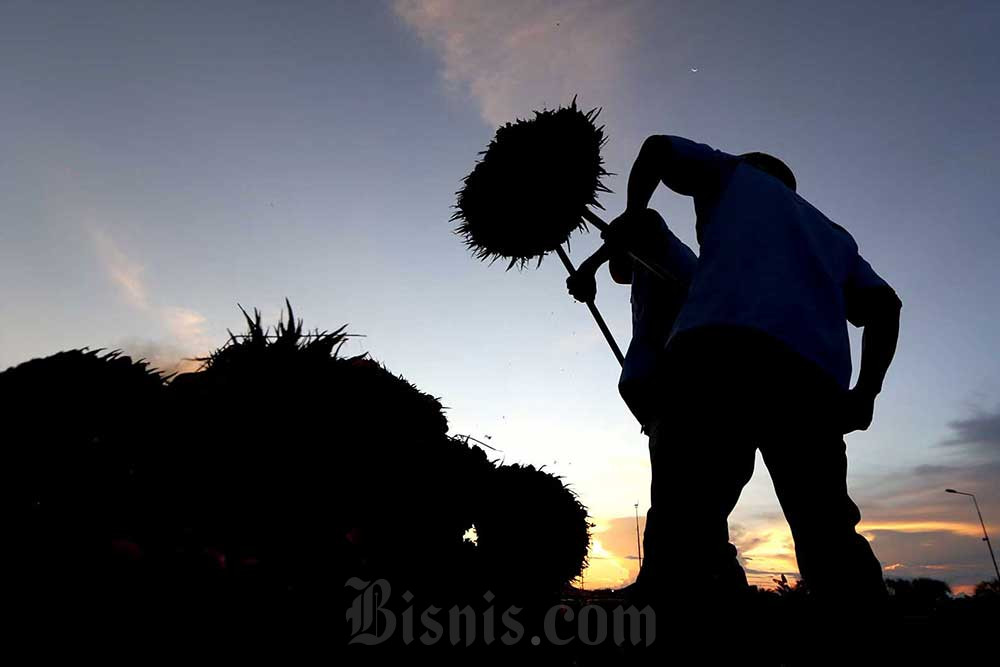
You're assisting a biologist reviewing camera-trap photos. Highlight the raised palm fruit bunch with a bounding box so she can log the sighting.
[453,98,610,269]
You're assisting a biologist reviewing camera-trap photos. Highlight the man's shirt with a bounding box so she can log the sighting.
[618,214,698,427]
[658,136,899,390]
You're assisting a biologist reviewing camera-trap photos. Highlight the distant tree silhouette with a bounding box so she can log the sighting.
[771,573,809,598]
[973,579,999,598]
[886,577,951,598]
[885,577,951,616]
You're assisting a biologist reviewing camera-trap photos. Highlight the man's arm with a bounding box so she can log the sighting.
[628,135,737,206]
[624,135,671,214]
[855,302,901,398]
[842,289,902,433]
[566,243,630,303]
[605,136,737,248]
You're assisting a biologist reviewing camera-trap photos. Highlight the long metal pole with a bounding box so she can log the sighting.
[634,502,643,569]
[969,494,1000,582]
[554,245,625,367]
[949,490,1000,582]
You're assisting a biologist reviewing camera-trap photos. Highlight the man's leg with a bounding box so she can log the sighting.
[640,389,756,598]
[760,431,885,600]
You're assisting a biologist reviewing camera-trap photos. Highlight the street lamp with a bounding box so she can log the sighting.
[945,488,1000,582]
[634,502,643,569]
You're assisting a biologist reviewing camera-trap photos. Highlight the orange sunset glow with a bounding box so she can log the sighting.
[579,515,996,591]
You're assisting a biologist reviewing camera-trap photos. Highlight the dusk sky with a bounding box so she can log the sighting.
[2,1,999,592]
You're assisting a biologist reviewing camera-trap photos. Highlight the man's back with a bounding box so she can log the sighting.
[666,147,893,389]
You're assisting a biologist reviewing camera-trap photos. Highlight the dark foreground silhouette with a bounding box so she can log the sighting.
[3,303,996,661]
[3,305,587,643]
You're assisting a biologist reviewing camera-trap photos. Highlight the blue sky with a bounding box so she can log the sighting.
[2,1,999,591]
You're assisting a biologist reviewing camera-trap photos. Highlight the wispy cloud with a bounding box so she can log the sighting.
[92,228,150,310]
[114,338,203,376]
[162,306,209,352]
[581,514,801,590]
[91,228,212,372]
[395,0,640,126]
[579,517,643,589]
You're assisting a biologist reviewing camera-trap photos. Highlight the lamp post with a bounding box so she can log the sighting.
[634,502,643,569]
[946,488,1000,582]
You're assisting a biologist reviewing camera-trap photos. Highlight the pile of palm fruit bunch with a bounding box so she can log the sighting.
[1,301,591,620]
[162,303,496,609]
[475,463,590,601]
[0,348,168,604]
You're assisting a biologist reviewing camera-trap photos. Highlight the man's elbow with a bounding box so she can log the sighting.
[876,291,902,327]
[848,288,901,327]
[887,291,902,316]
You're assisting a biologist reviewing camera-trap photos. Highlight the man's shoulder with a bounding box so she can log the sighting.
[789,192,861,255]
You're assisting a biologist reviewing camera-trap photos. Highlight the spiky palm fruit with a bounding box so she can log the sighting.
[0,349,167,589]
[474,463,591,600]
[454,98,610,269]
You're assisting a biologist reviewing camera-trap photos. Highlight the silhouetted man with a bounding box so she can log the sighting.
[567,208,697,428]
[567,209,696,579]
[602,136,901,602]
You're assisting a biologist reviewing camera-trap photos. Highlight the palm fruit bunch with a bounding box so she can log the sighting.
[453,98,610,269]
[475,463,591,600]
[164,302,497,603]
[0,348,167,594]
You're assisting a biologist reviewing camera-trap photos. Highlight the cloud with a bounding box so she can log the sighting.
[579,532,634,590]
[91,229,213,370]
[847,442,1000,592]
[729,521,799,586]
[162,306,209,351]
[92,229,149,309]
[394,0,640,126]
[862,528,995,593]
[943,406,1000,455]
[580,514,801,590]
[859,520,987,539]
[913,464,953,476]
[578,516,643,589]
[114,338,202,376]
